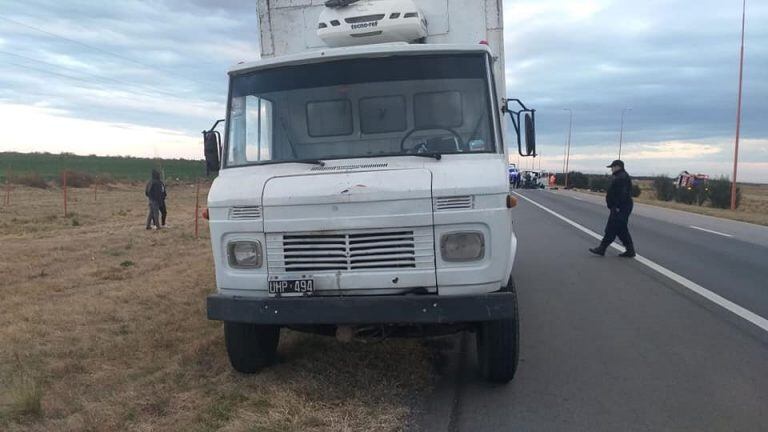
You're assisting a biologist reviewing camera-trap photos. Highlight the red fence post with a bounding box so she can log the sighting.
[3,167,12,206]
[194,178,200,239]
[62,171,68,217]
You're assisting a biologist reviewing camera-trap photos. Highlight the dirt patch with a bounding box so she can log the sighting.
[0,184,435,431]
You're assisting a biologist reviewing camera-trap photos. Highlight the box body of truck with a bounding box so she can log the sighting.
[257,0,506,97]
[205,0,535,383]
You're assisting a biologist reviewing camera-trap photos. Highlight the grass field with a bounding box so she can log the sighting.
[0,184,435,431]
[570,180,768,226]
[0,152,206,183]
[633,181,768,226]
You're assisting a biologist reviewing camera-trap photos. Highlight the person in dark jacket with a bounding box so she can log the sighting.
[589,160,636,257]
[158,179,168,227]
[145,169,163,230]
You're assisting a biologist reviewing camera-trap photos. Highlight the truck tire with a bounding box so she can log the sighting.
[224,322,280,373]
[476,277,519,383]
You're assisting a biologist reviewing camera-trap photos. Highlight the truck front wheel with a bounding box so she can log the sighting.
[224,322,280,373]
[476,277,519,383]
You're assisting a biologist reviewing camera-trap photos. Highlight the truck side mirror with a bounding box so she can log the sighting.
[524,112,536,156]
[203,119,225,176]
[204,131,221,174]
[503,99,536,157]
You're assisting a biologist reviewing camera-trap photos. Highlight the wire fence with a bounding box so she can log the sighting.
[1,172,212,239]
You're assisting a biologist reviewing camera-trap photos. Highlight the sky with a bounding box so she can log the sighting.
[0,0,766,181]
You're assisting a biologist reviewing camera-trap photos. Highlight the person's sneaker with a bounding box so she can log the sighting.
[588,247,606,256]
[146,226,152,230]
[619,250,636,258]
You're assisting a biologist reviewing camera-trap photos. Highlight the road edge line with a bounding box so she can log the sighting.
[689,225,733,238]
[513,191,768,333]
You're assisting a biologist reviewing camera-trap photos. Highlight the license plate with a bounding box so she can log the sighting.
[269,279,314,296]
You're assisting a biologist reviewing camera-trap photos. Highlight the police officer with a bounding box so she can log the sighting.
[589,160,636,257]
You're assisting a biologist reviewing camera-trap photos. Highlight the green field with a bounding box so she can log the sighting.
[0,152,207,182]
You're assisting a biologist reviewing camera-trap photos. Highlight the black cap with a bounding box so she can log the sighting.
[607,160,625,168]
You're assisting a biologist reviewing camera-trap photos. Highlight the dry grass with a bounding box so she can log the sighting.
[576,181,768,226]
[1,355,43,422]
[0,184,434,431]
[632,181,768,226]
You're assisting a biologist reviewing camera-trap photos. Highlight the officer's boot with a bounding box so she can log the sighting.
[588,243,608,256]
[619,244,636,258]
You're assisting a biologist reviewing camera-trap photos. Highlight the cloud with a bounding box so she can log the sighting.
[530,137,767,182]
[624,141,723,160]
[0,0,766,182]
[502,0,767,182]
[504,0,768,155]
[0,0,260,127]
[0,102,199,159]
[506,0,609,24]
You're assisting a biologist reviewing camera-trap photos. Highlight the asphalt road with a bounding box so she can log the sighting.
[420,188,768,432]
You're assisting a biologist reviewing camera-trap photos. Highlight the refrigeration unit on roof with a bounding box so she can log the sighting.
[317,0,428,48]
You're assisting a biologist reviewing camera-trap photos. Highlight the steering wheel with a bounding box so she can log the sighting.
[399,127,464,153]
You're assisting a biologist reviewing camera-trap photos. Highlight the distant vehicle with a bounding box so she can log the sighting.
[203,0,537,383]
[676,171,709,190]
[508,164,520,184]
[521,170,546,189]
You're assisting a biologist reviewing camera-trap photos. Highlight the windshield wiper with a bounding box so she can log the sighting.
[410,152,442,161]
[255,159,326,167]
[315,152,443,161]
[370,152,442,161]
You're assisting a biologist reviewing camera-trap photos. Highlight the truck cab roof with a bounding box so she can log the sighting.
[229,42,494,76]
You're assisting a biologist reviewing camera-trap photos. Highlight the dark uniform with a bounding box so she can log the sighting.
[159,182,168,227]
[590,160,636,257]
[145,169,163,230]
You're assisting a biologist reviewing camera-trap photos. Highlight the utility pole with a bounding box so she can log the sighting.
[731,0,746,210]
[563,108,573,188]
[562,134,567,176]
[618,107,632,160]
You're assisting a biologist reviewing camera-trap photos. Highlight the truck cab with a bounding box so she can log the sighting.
[204,0,536,383]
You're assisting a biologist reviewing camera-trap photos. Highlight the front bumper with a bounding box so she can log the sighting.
[207,292,515,325]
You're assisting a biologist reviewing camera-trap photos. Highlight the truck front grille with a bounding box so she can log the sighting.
[345,14,386,24]
[267,228,435,273]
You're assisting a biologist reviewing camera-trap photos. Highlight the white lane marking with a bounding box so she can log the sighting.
[689,225,733,238]
[571,195,584,201]
[513,191,768,334]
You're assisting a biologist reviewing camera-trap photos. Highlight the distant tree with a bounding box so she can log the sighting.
[568,171,589,189]
[9,172,48,189]
[653,176,675,201]
[675,186,697,205]
[588,175,611,192]
[55,170,95,188]
[554,173,566,186]
[708,177,741,209]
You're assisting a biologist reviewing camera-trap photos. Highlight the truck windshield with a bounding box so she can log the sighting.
[225,53,497,167]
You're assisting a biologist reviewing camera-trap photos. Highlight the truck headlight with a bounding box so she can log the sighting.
[440,232,485,262]
[228,241,262,268]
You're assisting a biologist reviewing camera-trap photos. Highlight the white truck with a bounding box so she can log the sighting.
[203,0,536,383]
